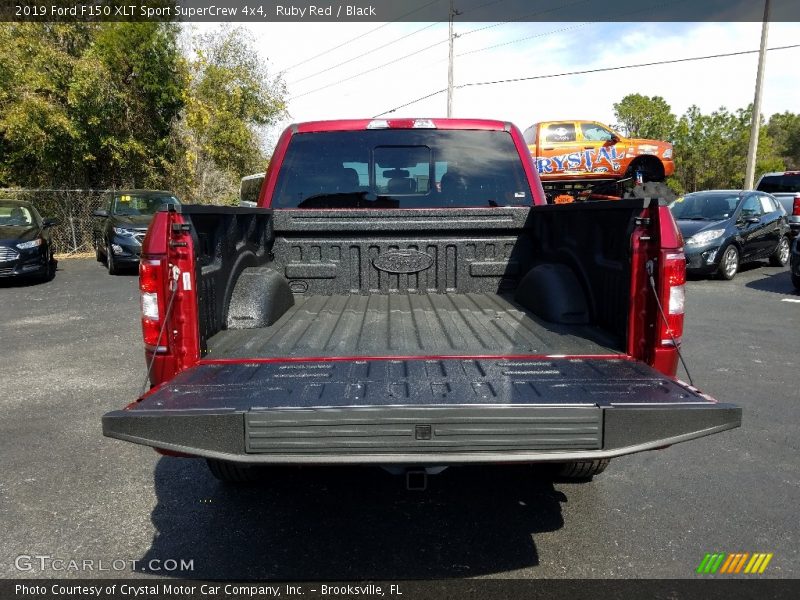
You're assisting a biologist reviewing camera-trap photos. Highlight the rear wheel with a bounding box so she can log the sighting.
[206,459,262,483]
[95,240,104,262]
[554,459,610,481]
[717,245,739,280]
[792,273,800,291]
[42,257,56,282]
[769,236,790,267]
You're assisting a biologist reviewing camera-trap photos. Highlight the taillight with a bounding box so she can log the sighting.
[140,258,167,352]
[659,251,686,346]
[792,194,800,216]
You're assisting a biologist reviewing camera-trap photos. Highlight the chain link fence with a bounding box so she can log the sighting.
[1,189,108,256]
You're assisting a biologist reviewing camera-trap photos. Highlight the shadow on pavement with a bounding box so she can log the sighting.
[744,269,797,295]
[138,457,568,579]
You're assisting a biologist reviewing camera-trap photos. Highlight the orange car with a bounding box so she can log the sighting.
[522,120,674,183]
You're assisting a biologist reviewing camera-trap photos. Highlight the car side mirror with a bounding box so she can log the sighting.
[92,209,108,218]
[745,216,761,224]
[42,218,59,228]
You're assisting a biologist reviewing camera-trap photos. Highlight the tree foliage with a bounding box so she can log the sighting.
[613,93,798,193]
[172,26,286,203]
[613,94,676,140]
[0,23,285,202]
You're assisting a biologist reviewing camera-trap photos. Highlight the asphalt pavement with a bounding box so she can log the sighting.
[0,258,797,579]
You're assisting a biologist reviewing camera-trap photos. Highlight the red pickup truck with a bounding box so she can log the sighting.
[102,118,740,485]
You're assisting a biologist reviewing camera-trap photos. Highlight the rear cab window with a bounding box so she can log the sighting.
[756,174,800,194]
[272,129,531,209]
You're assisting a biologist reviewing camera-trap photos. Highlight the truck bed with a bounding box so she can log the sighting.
[206,292,622,359]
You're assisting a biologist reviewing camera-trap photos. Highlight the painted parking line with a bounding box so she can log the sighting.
[781,298,800,303]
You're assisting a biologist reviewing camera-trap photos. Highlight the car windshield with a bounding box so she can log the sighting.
[669,193,740,220]
[112,194,179,216]
[756,174,800,194]
[0,201,37,227]
[272,129,531,209]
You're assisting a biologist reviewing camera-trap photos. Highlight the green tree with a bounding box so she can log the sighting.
[612,94,676,140]
[172,25,286,203]
[0,24,95,187]
[68,22,186,188]
[670,104,783,192]
[0,22,185,189]
[767,111,800,170]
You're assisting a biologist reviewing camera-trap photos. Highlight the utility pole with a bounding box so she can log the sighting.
[447,0,456,117]
[744,0,770,189]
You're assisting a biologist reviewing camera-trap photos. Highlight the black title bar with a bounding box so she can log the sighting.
[4,579,800,600]
[2,0,800,22]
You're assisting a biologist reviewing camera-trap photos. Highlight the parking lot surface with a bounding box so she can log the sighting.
[1,259,798,579]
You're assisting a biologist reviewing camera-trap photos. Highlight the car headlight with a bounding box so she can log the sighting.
[16,238,42,249]
[113,227,135,237]
[686,229,725,247]
[663,148,673,159]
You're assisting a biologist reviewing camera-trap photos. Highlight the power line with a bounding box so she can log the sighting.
[455,0,692,60]
[373,43,800,117]
[288,23,441,86]
[458,44,800,89]
[373,88,448,118]
[457,22,591,57]
[287,0,595,101]
[286,0,515,86]
[277,0,442,73]
[288,36,449,101]
[457,0,593,39]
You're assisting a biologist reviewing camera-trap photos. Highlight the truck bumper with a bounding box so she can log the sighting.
[103,358,741,465]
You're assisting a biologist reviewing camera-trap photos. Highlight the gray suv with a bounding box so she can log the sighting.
[755,171,800,238]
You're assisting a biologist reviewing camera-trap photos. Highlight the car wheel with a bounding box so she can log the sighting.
[553,459,610,481]
[95,242,103,263]
[44,257,56,282]
[792,273,800,292]
[206,459,262,483]
[106,246,120,275]
[769,236,790,267]
[717,245,739,280]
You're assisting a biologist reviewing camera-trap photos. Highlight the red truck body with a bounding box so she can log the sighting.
[103,119,739,480]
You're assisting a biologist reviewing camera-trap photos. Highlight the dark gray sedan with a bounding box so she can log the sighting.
[92,190,180,275]
[669,190,791,280]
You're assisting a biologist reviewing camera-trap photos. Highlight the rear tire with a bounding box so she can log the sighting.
[792,273,800,291]
[717,245,739,280]
[206,459,261,483]
[554,459,610,481]
[95,241,103,262]
[769,236,790,267]
[42,257,56,282]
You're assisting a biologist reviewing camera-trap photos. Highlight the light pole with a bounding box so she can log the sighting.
[744,0,770,189]
[447,0,457,117]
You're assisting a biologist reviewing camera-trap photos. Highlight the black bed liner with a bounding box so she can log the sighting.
[102,357,741,464]
[206,292,621,359]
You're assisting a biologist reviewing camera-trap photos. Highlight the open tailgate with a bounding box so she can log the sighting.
[103,357,741,464]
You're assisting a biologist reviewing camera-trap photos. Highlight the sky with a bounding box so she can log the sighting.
[206,19,800,150]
